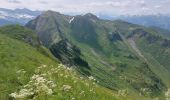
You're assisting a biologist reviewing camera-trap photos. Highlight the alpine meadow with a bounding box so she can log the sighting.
[0,0,170,100]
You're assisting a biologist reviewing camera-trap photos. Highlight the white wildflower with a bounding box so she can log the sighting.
[140,88,151,95]
[88,76,94,80]
[62,85,72,92]
[10,72,56,99]
[90,89,94,92]
[153,97,159,100]
[41,64,47,68]
[85,83,89,86]
[9,93,17,98]
[80,77,83,80]
[31,74,39,80]
[16,69,26,74]
[66,67,72,71]
[165,89,170,100]
[58,63,66,69]
[80,91,85,96]
[88,76,96,81]
[47,81,56,88]
[10,89,33,99]
[41,73,47,76]
[118,89,128,97]
[47,89,53,95]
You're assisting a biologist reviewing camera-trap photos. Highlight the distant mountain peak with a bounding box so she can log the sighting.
[42,10,70,19]
[43,10,60,14]
[15,8,31,11]
[83,13,98,20]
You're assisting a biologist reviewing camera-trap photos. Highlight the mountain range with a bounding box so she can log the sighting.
[0,10,170,100]
[116,15,170,30]
[1,7,170,31]
[0,8,41,26]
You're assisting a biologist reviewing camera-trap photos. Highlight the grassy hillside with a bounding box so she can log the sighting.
[0,25,119,100]
[0,25,40,46]
[108,20,170,86]
[112,20,170,85]
[26,11,169,99]
[131,28,170,87]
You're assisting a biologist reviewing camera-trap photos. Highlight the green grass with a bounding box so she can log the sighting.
[0,34,57,99]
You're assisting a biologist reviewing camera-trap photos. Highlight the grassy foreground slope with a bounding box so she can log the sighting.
[0,25,118,100]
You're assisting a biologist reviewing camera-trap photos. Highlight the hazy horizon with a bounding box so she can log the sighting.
[1,0,170,16]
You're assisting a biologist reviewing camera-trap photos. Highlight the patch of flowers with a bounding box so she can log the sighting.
[10,64,56,99]
[118,89,128,97]
[140,88,151,96]
[62,85,72,92]
[165,89,170,100]
[10,64,99,99]
[10,73,56,99]
[88,76,96,81]
[80,90,85,96]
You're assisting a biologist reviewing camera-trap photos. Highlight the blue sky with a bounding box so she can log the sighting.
[1,0,170,16]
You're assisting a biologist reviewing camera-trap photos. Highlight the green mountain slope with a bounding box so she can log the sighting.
[129,27,170,87]
[112,20,170,87]
[0,25,119,100]
[26,11,169,99]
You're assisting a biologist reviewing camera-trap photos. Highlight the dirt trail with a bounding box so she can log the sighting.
[119,33,170,87]
[128,38,146,60]
[119,33,147,61]
[128,38,170,87]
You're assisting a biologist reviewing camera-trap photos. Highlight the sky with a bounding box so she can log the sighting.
[0,0,170,16]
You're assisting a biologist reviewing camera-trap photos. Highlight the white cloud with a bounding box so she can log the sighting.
[155,5,161,9]
[7,0,21,3]
[0,0,170,16]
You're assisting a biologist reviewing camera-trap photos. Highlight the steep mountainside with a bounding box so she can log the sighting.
[130,28,170,86]
[26,11,170,99]
[0,25,118,100]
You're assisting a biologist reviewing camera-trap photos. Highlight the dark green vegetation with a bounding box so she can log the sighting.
[0,25,119,100]
[26,11,170,99]
[50,40,91,75]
